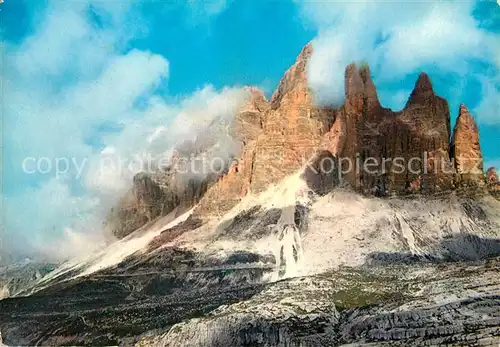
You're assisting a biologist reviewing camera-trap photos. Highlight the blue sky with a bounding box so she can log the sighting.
[1,0,499,260]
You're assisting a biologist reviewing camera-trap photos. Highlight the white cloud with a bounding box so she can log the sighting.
[86,84,247,194]
[376,3,495,78]
[299,0,500,123]
[3,0,245,261]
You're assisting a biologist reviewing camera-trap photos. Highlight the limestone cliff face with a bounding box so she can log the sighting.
[194,44,336,218]
[196,53,493,219]
[193,88,269,218]
[230,87,269,146]
[193,48,492,219]
[109,43,492,235]
[106,170,208,239]
[450,104,484,185]
[249,43,335,194]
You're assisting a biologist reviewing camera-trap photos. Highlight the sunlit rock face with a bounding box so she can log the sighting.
[450,104,484,186]
[194,49,492,221]
[108,42,493,237]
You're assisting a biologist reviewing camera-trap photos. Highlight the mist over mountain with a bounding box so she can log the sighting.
[1,1,500,346]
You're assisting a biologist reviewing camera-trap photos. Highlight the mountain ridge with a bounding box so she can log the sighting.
[107,43,499,238]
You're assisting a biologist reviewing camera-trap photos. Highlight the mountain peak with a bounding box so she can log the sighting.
[359,64,380,109]
[454,103,479,135]
[297,42,313,62]
[487,167,499,183]
[451,103,483,179]
[406,72,435,106]
[457,103,478,129]
[415,72,433,92]
[241,86,268,114]
[107,46,492,238]
[345,63,364,97]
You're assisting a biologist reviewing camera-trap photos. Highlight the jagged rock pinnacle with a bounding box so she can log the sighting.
[107,43,490,237]
[359,65,381,109]
[406,72,435,106]
[297,42,313,62]
[451,103,484,180]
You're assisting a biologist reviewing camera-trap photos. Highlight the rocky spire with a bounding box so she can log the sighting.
[406,72,435,107]
[486,167,500,200]
[486,167,499,183]
[401,72,451,142]
[344,63,381,114]
[241,86,269,114]
[231,87,269,145]
[297,41,313,61]
[359,65,381,110]
[269,42,312,109]
[451,104,484,180]
[345,63,364,98]
[107,44,493,236]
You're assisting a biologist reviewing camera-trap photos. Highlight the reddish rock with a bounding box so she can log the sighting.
[182,52,486,219]
[337,63,388,189]
[229,87,269,146]
[486,167,500,201]
[329,67,455,195]
[487,167,498,183]
[107,88,268,236]
[194,142,258,217]
[195,45,336,217]
[450,104,484,185]
[193,88,269,218]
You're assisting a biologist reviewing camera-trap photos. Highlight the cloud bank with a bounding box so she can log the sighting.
[2,0,240,262]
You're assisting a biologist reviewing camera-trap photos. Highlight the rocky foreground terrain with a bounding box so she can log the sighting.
[1,43,500,346]
[0,260,57,300]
